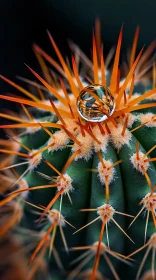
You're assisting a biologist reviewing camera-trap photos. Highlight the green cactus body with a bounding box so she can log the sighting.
[0,23,156,280]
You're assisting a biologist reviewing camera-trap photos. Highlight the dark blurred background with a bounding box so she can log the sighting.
[0,0,155,92]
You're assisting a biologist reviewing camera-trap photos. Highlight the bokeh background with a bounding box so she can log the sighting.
[0,0,155,83]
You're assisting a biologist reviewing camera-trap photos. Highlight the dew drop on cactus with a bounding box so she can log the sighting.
[77,85,115,122]
[0,20,156,280]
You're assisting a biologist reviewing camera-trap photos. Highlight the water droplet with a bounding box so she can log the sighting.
[77,84,115,122]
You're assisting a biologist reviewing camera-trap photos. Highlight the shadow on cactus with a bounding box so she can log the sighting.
[0,20,155,280]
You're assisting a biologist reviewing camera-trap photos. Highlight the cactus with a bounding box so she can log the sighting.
[0,22,156,280]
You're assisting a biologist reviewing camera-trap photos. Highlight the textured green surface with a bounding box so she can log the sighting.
[14,105,155,279]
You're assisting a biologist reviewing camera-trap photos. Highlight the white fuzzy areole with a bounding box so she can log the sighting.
[48,119,80,152]
[130,151,149,174]
[98,160,115,185]
[116,113,137,128]
[142,192,156,214]
[127,113,137,127]
[57,174,73,194]
[90,241,106,254]
[110,123,132,149]
[72,134,93,161]
[29,150,42,169]
[48,209,65,226]
[63,119,80,136]
[138,113,156,127]
[97,204,115,223]
[48,130,69,152]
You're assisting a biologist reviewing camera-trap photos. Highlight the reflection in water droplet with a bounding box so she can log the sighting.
[77,84,115,122]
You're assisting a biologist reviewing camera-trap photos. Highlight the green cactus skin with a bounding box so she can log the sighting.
[0,23,156,280]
